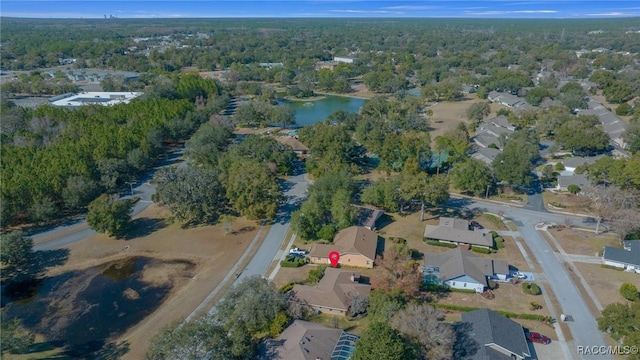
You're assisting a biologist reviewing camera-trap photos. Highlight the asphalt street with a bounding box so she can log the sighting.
[448,196,612,360]
[230,162,309,284]
[32,146,184,251]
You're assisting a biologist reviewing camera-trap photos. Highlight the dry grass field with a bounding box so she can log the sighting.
[573,262,640,308]
[548,227,619,257]
[5,205,263,360]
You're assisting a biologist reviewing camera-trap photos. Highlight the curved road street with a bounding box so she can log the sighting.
[31,147,185,251]
[448,196,611,360]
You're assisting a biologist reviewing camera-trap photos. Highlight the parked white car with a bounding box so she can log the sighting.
[289,247,307,256]
[514,272,527,279]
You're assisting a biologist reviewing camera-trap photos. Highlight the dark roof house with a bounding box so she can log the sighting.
[422,248,510,290]
[261,320,359,360]
[424,218,494,248]
[603,241,640,273]
[460,308,531,360]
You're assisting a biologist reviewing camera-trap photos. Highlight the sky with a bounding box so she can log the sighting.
[1,1,640,19]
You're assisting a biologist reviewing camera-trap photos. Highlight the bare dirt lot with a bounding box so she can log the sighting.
[548,227,619,257]
[3,205,262,359]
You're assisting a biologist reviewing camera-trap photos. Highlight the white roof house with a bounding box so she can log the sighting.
[49,92,143,108]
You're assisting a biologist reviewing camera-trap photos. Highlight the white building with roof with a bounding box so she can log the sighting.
[49,92,143,108]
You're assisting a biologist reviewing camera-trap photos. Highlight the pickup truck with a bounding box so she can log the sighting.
[289,247,308,256]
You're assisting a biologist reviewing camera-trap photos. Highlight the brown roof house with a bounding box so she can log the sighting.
[353,206,384,231]
[291,268,371,316]
[309,226,379,268]
[276,136,309,157]
[260,320,359,360]
[422,248,510,293]
[424,217,494,249]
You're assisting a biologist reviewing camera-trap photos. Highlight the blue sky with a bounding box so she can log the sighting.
[1,1,640,19]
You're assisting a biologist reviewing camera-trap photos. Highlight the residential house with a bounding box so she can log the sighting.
[422,248,510,293]
[353,206,384,231]
[461,85,477,94]
[333,56,356,64]
[261,320,359,360]
[309,226,379,268]
[290,268,371,316]
[603,241,640,273]
[472,119,514,150]
[470,145,501,166]
[315,61,338,71]
[275,136,309,157]
[490,115,517,131]
[259,62,284,69]
[460,308,531,360]
[487,91,530,109]
[424,217,494,249]
[561,155,604,175]
[579,100,628,149]
[556,173,591,191]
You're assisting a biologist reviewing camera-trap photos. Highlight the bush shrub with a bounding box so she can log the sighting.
[471,246,491,254]
[518,313,546,321]
[567,184,581,194]
[450,288,477,294]
[425,239,458,248]
[601,264,624,271]
[522,282,541,295]
[495,236,504,249]
[489,231,499,238]
[620,282,639,301]
[555,162,565,171]
[549,201,565,208]
[388,237,407,244]
[280,256,305,267]
[280,282,295,293]
[307,265,327,284]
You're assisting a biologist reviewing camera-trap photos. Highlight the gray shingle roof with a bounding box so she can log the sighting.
[603,241,640,267]
[423,248,509,286]
[461,309,530,360]
[424,224,494,248]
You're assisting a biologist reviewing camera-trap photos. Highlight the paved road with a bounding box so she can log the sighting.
[447,197,612,360]
[208,162,310,315]
[32,147,185,251]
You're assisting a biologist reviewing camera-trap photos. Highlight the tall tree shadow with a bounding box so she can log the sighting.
[452,321,480,359]
[123,217,167,240]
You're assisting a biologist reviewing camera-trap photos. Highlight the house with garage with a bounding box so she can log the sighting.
[353,206,384,231]
[460,308,531,360]
[556,173,591,192]
[309,226,379,268]
[260,319,359,360]
[290,268,371,316]
[603,241,640,273]
[424,217,495,249]
[422,248,510,293]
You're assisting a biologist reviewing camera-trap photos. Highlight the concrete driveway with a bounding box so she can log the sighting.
[447,196,612,360]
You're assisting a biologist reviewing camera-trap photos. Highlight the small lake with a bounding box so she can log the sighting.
[284,95,366,126]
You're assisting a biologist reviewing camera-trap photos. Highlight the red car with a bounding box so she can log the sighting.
[526,332,551,344]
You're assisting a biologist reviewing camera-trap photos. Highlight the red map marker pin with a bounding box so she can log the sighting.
[329,251,340,267]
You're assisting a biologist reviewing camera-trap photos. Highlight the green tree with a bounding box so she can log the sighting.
[620,283,639,301]
[224,158,283,220]
[352,322,419,360]
[146,316,244,360]
[493,131,539,186]
[62,175,99,209]
[0,318,35,355]
[555,116,609,154]
[86,194,135,238]
[623,120,640,153]
[29,196,58,223]
[367,289,407,323]
[451,158,493,197]
[598,301,640,355]
[153,166,226,225]
[466,102,490,123]
[0,231,34,270]
[216,275,286,335]
[184,124,232,168]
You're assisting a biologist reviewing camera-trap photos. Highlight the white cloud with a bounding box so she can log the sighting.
[383,5,438,11]
[329,9,401,14]
[586,12,635,16]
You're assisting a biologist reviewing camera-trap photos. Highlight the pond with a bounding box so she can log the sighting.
[284,95,366,126]
[1,256,195,357]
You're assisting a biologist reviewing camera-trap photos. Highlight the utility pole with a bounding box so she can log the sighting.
[486,184,490,199]
[126,181,134,196]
